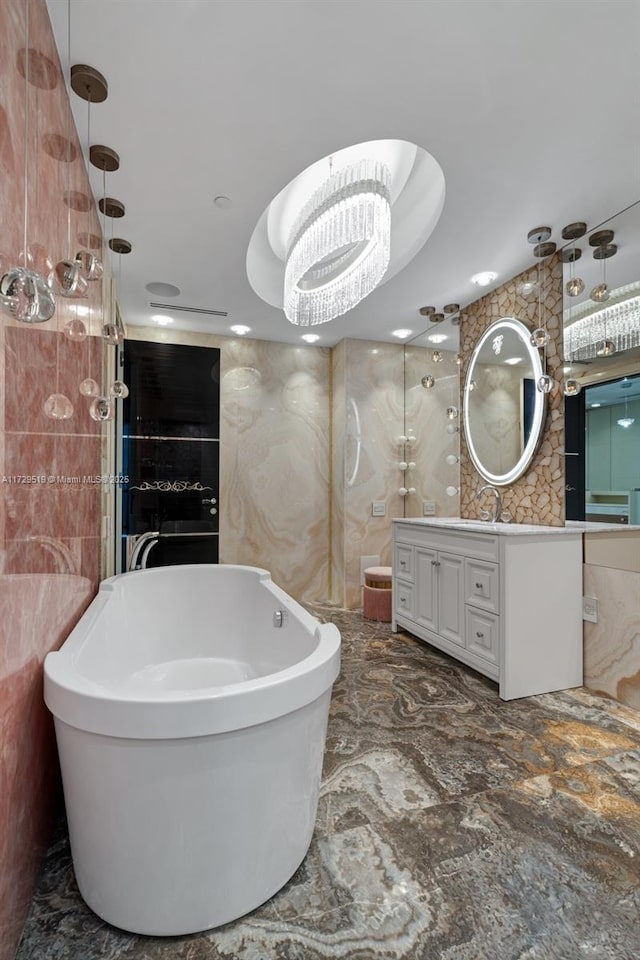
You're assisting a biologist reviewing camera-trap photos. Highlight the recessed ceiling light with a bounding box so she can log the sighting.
[391,328,413,339]
[230,324,250,336]
[471,271,498,287]
[146,281,181,297]
[151,314,173,326]
[301,333,320,343]
[214,195,232,210]
[590,403,601,408]
[505,357,522,365]
[427,333,447,344]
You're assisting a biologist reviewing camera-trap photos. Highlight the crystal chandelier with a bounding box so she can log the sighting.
[564,281,640,361]
[283,159,391,326]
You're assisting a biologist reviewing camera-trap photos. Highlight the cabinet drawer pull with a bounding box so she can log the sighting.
[476,631,484,639]
[400,596,408,604]
[431,560,440,567]
[400,559,407,566]
[475,581,483,590]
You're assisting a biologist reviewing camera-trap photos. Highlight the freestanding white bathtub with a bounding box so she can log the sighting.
[44,564,341,936]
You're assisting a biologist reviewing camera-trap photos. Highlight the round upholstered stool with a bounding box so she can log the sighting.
[363,565,392,622]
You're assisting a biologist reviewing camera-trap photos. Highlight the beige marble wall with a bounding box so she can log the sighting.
[331,339,404,608]
[459,256,565,525]
[128,327,331,602]
[331,341,345,603]
[403,346,460,519]
[583,531,640,710]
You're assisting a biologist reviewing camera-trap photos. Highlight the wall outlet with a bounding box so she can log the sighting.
[372,500,386,517]
[360,555,380,584]
[423,500,436,516]
[582,596,598,623]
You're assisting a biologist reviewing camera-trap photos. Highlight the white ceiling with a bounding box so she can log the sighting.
[46,0,640,348]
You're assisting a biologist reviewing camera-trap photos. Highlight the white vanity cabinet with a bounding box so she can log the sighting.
[392,519,583,700]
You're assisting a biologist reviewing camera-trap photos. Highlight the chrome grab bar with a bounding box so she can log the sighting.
[128,530,219,571]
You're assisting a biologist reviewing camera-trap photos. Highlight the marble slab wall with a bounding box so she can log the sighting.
[459,256,565,525]
[403,345,460,519]
[0,2,105,956]
[331,339,404,609]
[128,327,331,603]
[583,531,640,710]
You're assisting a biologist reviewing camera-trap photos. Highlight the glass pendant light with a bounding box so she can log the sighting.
[563,378,581,397]
[44,393,74,420]
[590,233,615,303]
[79,377,100,397]
[561,222,586,298]
[89,396,115,421]
[64,302,87,342]
[617,395,635,429]
[528,226,556,392]
[591,237,618,357]
[70,64,107,284]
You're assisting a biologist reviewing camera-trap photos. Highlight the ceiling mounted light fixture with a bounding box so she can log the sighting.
[471,271,497,287]
[391,328,413,339]
[564,280,640,361]
[283,158,391,326]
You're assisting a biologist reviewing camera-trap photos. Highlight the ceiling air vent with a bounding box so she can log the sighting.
[148,301,228,317]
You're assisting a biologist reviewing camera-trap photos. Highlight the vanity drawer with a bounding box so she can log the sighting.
[394,580,414,619]
[394,543,414,581]
[465,559,499,614]
[465,606,499,665]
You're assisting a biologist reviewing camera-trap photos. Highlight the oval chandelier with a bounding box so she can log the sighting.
[283,158,391,326]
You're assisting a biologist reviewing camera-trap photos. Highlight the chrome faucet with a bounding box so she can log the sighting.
[476,484,502,523]
[27,536,78,574]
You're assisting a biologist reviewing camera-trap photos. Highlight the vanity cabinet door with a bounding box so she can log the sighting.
[414,547,438,633]
[465,559,500,614]
[438,552,465,648]
[395,580,414,619]
[394,542,414,581]
[466,607,499,665]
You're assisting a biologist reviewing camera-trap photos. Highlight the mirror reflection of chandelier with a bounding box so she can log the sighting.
[283,159,391,326]
[564,281,640,361]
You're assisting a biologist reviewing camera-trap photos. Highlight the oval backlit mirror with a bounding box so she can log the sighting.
[463,316,547,486]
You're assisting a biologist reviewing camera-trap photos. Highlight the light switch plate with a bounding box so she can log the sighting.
[372,501,386,517]
[423,501,436,516]
[582,596,598,623]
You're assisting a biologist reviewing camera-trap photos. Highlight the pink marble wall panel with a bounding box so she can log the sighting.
[0,1,106,956]
[458,256,565,526]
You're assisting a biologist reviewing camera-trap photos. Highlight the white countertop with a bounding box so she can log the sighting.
[392,517,640,536]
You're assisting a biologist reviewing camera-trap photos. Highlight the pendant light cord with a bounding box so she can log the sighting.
[65,0,72,257]
[22,0,29,267]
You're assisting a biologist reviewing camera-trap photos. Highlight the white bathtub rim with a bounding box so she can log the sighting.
[44,564,341,740]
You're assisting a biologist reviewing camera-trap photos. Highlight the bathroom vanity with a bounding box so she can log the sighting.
[392,517,583,700]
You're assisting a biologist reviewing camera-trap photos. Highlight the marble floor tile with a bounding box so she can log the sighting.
[16,608,640,960]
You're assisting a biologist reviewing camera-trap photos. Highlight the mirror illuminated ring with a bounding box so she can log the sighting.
[463,317,547,487]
